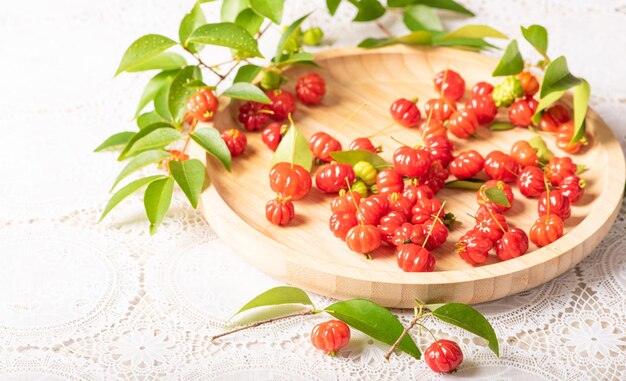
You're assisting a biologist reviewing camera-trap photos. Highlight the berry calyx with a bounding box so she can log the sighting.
[265,197,295,226]
[449,150,484,180]
[266,89,296,121]
[434,70,465,101]
[221,129,247,157]
[448,109,479,139]
[310,320,351,355]
[396,244,435,272]
[296,73,326,105]
[269,162,312,200]
[315,162,356,194]
[424,340,464,373]
[559,175,585,204]
[390,98,421,128]
[309,132,342,162]
[185,88,219,122]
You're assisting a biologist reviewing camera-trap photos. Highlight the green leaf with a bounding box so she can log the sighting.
[489,122,515,131]
[115,34,177,75]
[432,37,496,50]
[442,24,507,40]
[445,179,485,190]
[330,150,392,171]
[137,111,168,129]
[125,52,187,73]
[168,159,206,209]
[358,30,432,49]
[144,176,175,235]
[99,175,166,222]
[571,79,590,144]
[188,22,263,58]
[270,124,313,171]
[229,286,314,325]
[576,164,586,175]
[233,64,263,83]
[168,66,202,123]
[540,56,582,98]
[222,82,271,103]
[275,52,315,66]
[249,0,284,24]
[521,25,548,57]
[485,187,511,207]
[326,0,342,15]
[118,122,179,160]
[135,69,180,117]
[528,135,554,163]
[180,2,208,53]
[403,5,443,32]
[276,14,309,57]
[94,131,135,152]
[111,150,170,191]
[325,299,421,359]
[531,90,565,125]
[221,0,249,22]
[183,79,212,89]
[492,40,524,77]
[235,8,264,36]
[431,303,499,356]
[390,0,474,16]
[154,83,173,121]
[350,0,386,22]
[190,127,232,171]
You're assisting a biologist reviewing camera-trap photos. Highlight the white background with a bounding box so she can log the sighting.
[0,0,625,380]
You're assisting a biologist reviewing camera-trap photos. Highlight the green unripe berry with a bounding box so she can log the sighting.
[353,161,377,187]
[302,27,323,46]
[351,180,368,198]
[260,70,286,90]
[492,77,524,108]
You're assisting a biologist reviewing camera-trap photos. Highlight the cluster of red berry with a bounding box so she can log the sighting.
[311,319,463,373]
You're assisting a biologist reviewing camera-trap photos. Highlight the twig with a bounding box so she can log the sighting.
[384,315,419,361]
[210,311,314,342]
[376,22,393,38]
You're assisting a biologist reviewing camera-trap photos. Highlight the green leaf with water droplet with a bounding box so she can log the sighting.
[222,82,270,103]
[115,34,178,75]
[180,2,207,53]
[190,127,232,171]
[168,66,202,122]
[188,22,263,58]
[135,69,180,118]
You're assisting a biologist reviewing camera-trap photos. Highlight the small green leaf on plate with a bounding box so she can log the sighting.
[135,69,180,117]
[431,303,499,356]
[99,175,166,222]
[492,40,524,77]
[403,5,443,32]
[115,34,177,75]
[190,127,232,171]
[324,299,421,359]
[271,123,313,171]
[94,131,136,152]
[222,82,271,104]
[249,0,284,24]
[168,159,206,209]
[528,135,554,163]
[489,122,516,131]
[179,1,207,52]
[110,150,170,191]
[445,178,485,190]
[229,286,314,326]
[144,176,175,235]
[233,64,263,83]
[521,24,548,57]
[168,66,202,122]
[540,56,582,98]
[188,22,263,58]
[531,89,565,125]
[485,187,511,207]
[571,79,590,144]
[326,0,342,15]
[442,24,507,40]
[330,150,392,170]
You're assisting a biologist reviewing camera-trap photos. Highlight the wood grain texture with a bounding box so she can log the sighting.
[191,46,625,308]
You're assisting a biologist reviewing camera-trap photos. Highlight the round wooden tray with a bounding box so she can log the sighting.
[192,46,625,308]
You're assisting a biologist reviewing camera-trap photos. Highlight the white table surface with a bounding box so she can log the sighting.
[1,0,625,379]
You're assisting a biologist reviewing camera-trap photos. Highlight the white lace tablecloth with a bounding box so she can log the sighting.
[1,0,625,379]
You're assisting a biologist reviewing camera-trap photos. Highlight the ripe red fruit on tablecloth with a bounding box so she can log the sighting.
[476,213,508,243]
[261,122,284,151]
[545,156,577,185]
[419,119,448,141]
[556,121,582,154]
[393,146,431,178]
[396,244,435,272]
[378,211,408,243]
[448,109,479,138]
[296,73,326,105]
[472,81,493,97]
[411,197,444,224]
[559,175,585,204]
[434,69,465,101]
[376,168,404,195]
[221,129,247,157]
[185,88,218,122]
[517,166,545,198]
[495,227,529,260]
[331,190,362,214]
[357,195,389,225]
[518,71,539,97]
[349,137,377,153]
[329,212,358,240]
[510,140,538,167]
[484,151,520,183]
[465,95,497,125]
[309,132,342,162]
[530,214,564,247]
[477,180,514,212]
[269,162,312,200]
[509,97,538,127]
[425,134,454,168]
[390,98,421,128]
[422,217,448,251]
[315,162,355,194]
[265,198,295,226]
[239,101,272,131]
[538,190,572,220]
[392,223,425,246]
[424,340,464,373]
[424,98,456,122]
[403,183,434,204]
[456,229,492,265]
[311,320,350,355]
[449,150,484,179]
[266,89,296,121]
[346,224,382,255]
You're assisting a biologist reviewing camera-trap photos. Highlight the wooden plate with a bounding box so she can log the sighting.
[192,46,625,308]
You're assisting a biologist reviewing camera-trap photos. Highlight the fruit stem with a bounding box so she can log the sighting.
[384,308,421,361]
[366,120,396,139]
[487,207,507,234]
[288,113,296,169]
[333,103,367,139]
[210,310,314,342]
[422,200,447,248]
[345,178,363,226]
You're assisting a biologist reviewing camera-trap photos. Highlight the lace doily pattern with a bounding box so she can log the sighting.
[1,0,625,379]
